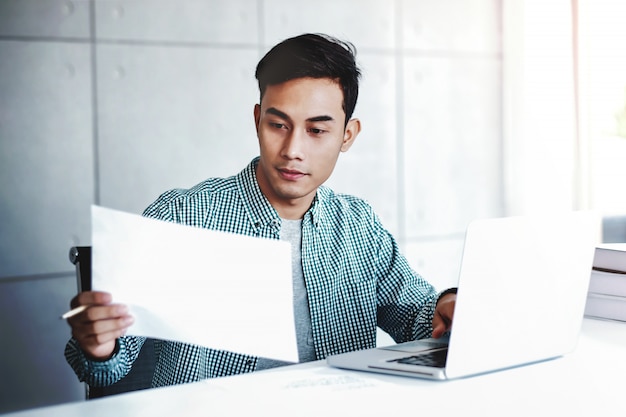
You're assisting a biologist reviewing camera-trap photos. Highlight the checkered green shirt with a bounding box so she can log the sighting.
[66,158,439,388]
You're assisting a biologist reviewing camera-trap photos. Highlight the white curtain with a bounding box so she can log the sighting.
[502,0,579,215]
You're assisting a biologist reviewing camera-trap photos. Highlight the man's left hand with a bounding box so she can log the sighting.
[432,293,456,339]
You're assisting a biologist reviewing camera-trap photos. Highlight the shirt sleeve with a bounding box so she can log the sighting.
[64,336,146,387]
[142,189,180,221]
[373,216,440,343]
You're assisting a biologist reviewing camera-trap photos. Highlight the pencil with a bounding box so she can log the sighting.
[60,305,89,320]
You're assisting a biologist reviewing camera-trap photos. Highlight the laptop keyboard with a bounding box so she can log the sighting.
[388,348,448,368]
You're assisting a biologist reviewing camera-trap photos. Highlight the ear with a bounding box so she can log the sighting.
[253,104,261,135]
[341,118,361,152]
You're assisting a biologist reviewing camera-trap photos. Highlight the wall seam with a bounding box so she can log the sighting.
[89,0,100,206]
[395,0,406,247]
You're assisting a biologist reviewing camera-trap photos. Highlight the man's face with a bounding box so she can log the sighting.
[254,77,360,219]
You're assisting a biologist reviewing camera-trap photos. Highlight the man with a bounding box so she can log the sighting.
[65,33,456,388]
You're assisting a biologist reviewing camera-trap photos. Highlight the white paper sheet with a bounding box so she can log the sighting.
[91,205,297,362]
[210,364,395,393]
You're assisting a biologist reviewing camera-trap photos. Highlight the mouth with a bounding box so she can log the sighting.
[278,167,306,181]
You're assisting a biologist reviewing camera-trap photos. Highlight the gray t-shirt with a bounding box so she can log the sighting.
[255,219,316,370]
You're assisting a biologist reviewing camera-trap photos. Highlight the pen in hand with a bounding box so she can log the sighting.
[60,305,89,320]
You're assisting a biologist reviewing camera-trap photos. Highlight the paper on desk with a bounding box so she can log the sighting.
[91,205,297,362]
[210,364,396,394]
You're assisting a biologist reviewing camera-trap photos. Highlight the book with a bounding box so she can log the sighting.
[584,293,626,322]
[592,245,626,273]
[587,269,626,297]
[587,246,626,299]
[584,245,626,321]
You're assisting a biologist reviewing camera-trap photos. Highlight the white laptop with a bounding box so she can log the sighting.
[327,212,600,380]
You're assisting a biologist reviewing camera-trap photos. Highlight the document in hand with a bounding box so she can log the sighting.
[91,205,297,362]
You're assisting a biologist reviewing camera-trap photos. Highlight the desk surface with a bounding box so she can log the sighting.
[9,319,626,416]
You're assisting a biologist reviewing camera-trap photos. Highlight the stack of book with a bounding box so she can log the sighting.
[584,245,626,322]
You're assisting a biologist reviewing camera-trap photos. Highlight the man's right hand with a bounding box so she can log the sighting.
[66,291,134,360]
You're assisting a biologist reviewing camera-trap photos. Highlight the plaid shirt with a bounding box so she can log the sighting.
[65,157,440,388]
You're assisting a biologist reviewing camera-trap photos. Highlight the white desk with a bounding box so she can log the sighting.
[8,318,626,416]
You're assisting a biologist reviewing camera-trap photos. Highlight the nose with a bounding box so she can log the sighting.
[281,129,305,160]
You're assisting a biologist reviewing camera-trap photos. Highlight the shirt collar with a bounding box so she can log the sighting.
[236,157,279,231]
[308,185,330,228]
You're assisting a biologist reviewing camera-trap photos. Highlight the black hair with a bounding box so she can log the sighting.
[255,33,361,124]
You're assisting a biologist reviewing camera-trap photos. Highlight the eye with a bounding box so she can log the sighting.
[269,122,287,130]
[308,127,326,135]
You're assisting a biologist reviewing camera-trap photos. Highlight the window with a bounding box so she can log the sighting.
[503,0,626,217]
[576,0,626,214]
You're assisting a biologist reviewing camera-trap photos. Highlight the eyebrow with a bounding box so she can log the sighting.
[265,107,335,123]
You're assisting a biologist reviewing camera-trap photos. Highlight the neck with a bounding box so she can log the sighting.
[277,207,306,220]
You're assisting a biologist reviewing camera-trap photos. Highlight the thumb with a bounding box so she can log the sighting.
[432,322,446,339]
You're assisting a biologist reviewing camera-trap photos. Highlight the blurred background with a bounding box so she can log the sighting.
[1,0,625,413]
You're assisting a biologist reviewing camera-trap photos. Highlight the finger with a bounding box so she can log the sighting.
[437,294,457,319]
[432,315,443,338]
[90,314,134,336]
[70,291,113,309]
[74,330,124,360]
[432,308,452,338]
[72,308,133,332]
[432,316,448,338]
[433,296,456,331]
[85,304,129,322]
[71,315,134,351]
[73,315,134,343]
[67,303,129,326]
[73,326,122,347]
[432,323,451,338]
